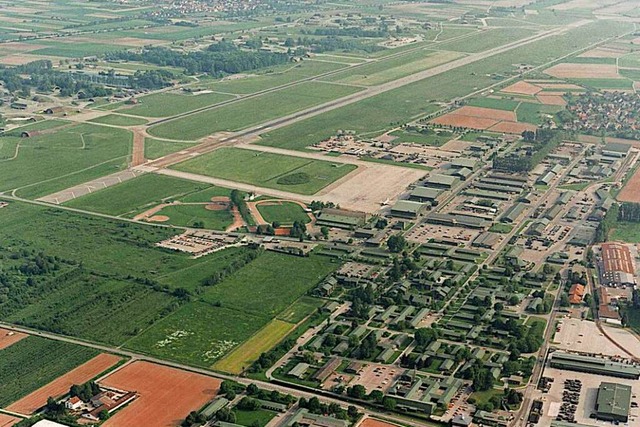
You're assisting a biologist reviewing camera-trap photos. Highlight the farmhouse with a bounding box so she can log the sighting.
[595,382,631,422]
[598,242,636,286]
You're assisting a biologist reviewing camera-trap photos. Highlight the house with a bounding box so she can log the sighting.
[568,284,585,304]
[66,396,83,410]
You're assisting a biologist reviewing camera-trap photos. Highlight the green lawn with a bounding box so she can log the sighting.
[155,203,235,230]
[65,174,212,216]
[389,129,455,146]
[610,222,640,243]
[31,42,128,58]
[148,81,363,140]
[144,138,196,160]
[489,223,514,234]
[0,337,99,407]
[467,97,520,111]
[172,147,357,195]
[234,409,278,427]
[1,123,131,198]
[89,114,148,127]
[116,91,235,118]
[256,201,310,225]
[515,102,562,125]
[277,296,325,324]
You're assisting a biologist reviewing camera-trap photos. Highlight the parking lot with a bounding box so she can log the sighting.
[349,364,401,394]
[536,367,640,426]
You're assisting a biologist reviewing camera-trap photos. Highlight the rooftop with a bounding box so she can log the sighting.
[596,382,631,418]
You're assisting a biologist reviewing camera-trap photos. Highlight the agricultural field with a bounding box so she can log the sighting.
[213,319,295,374]
[101,361,221,427]
[148,81,363,140]
[129,252,337,366]
[0,123,131,199]
[172,147,357,195]
[256,201,311,225]
[64,173,212,217]
[115,91,235,118]
[0,336,98,407]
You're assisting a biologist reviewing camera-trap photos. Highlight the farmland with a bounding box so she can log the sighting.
[172,147,357,195]
[101,361,221,427]
[6,353,122,415]
[213,319,295,374]
[89,114,148,126]
[144,138,196,160]
[148,81,363,141]
[0,336,98,408]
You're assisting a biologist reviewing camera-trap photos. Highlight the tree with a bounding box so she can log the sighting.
[321,226,330,239]
[414,327,438,348]
[369,390,384,403]
[387,234,407,253]
[382,397,397,411]
[347,385,367,399]
[246,383,259,396]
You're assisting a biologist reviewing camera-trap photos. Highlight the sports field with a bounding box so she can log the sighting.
[256,201,311,225]
[213,319,295,374]
[0,336,99,407]
[148,81,363,140]
[173,147,357,195]
[153,203,235,230]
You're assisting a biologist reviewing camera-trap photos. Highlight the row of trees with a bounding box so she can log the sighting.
[106,42,289,76]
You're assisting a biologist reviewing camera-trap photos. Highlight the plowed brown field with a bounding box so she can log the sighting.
[0,328,27,350]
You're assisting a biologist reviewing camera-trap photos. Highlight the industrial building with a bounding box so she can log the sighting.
[390,200,426,219]
[408,187,442,203]
[594,382,631,422]
[423,174,459,190]
[549,352,640,379]
[599,242,636,286]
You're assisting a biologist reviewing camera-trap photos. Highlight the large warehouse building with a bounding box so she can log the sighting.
[549,352,640,379]
[595,382,632,423]
[599,242,636,287]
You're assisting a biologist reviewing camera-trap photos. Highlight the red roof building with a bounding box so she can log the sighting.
[569,284,585,304]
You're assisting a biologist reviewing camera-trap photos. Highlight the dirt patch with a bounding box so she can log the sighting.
[0,54,55,66]
[6,353,122,415]
[148,215,170,222]
[618,166,640,203]
[131,127,146,167]
[431,114,499,130]
[440,139,471,153]
[545,63,621,79]
[578,47,628,58]
[0,414,20,427]
[537,95,567,106]
[488,121,537,134]
[502,81,542,96]
[0,328,27,350]
[359,419,402,427]
[453,106,516,121]
[536,83,584,90]
[100,361,221,427]
[226,206,245,232]
[205,202,227,211]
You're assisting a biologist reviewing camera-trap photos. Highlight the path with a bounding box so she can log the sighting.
[130,126,146,167]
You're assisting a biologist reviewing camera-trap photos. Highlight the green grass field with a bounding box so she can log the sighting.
[466,98,520,111]
[234,409,278,427]
[126,301,270,367]
[1,123,131,198]
[0,336,99,407]
[515,102,562,125]
[31,42,129,58]
[610,222,640,243]
[213,319,295,374]
[256,201,310,225]
[201,251,337,318]
[434,27,536,53]
[65,174,212,216]
[89,114,148,126]
[172,147,357,195]
[155,203,235,230]
[148,81,363,140]
[277,296,325,324]
[116,91,235,118]
[144,138,196,160]
[388,129,455,146]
